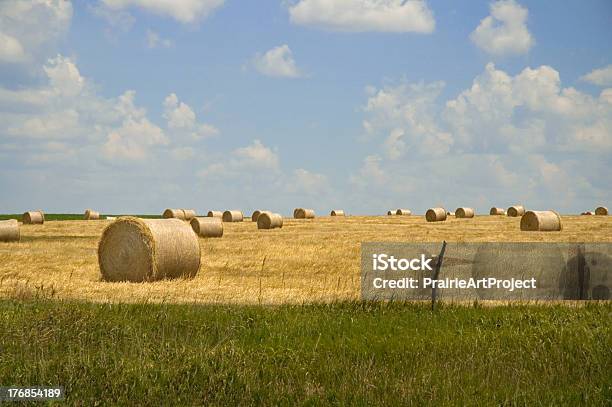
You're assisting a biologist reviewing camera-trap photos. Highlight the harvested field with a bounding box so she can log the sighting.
[0,215,611,304]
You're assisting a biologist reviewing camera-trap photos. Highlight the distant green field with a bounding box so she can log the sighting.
[0,214,162,221]
[0,301,610,405]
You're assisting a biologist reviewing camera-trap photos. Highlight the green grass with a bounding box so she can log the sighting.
[0,301,610,405]
[0,214,162,221]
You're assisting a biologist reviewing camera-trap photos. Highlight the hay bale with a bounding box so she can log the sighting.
[446,211,455,217]
[490,207,505,215]
[455,207,475,218]
[106,216,116,221]
[395,209,412,216]
[0,219,19,242]
[22,211,44,225]
[581,211,593,216]
[182,209,197,221]
[507,205,525,217]
[257,212,283,229]
[520,211,562,232]
[222,210,244,222]
[387,210,394,216]
[252,210,271,222]
[595,206,608,216]
[207,211,223,218]
[294,208,315,219]
[163,208,186,220]
[426,208,447,222]
[84,209,100,220]
[190,217,223,238]
[331,210,345,216]
[98,217,200,282]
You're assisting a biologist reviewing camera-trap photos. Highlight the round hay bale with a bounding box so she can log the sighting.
[331,210,345,216]
[507,205,525,217]
[190,217,223,238]
[257,212,283,229]
[520,211,562,232]
[207,211,223,218]
[222,210,244,222]
[387,210,394,216]
[446,211,454,217]
[182,209,197,221]
[489,207,505,215]
[252,210,271,222]
[294,208,315,219]
[395,209,411,216]
[22,211,44,225]
[84,209,100,220]
[595,206,608,216]
[426,208,447,222]
[163,208,186,220]
[455,207,475,218]
[581,211,593,216]
[98,217,200,282]
[0,219,20,242]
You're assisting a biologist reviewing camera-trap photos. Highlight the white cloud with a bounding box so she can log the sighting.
[287,169,329,195]
[580,65,612,87]
[146,29,173,48]
[233,139,279,170]
[470,0,533,56]
[0,32,25,63]
[163,93,219,139]
[252,45,301,78]
[100,0,225,24]
[103,116,167,160]
[289,0,435,33]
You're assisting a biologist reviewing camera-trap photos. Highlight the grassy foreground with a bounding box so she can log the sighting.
[1,301,610,405]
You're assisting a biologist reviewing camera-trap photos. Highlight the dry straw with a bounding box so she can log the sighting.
[190,217,223,238]
[106,216,117,221]
[507,205,526,217]
[0,219,19,242]
[257,212,283,229]
[294,208,315,219]
[426,208,447,222]
[163,208,186,220]
[223,210,244,222]
[331,210,345,216]
[490,207,505,215]
[98,217,200,282]
[252,210,271,222]
[23,211,44,225]
[207,211,223,218]
[520,210,562,231]
[84,209,100,220]
[455,207,475,218]
[182,209,197,221]
[395,209,412,216]
[595,206,608,216]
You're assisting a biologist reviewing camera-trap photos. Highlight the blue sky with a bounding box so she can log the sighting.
[0,0,610,215]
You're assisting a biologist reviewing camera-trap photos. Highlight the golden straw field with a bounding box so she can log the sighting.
[1,215,611,304]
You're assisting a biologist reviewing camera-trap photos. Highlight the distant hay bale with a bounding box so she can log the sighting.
[252,210,271,222]
[98,217,200,282]
[163,208,186,220]
[182,209,197,221]
[446,211,455,217]
[387,210,394,216]
[22,211,44,225]
[490,207,505,215]
[426,208,447,222]
[520,211,562,232]
[190,217,223,238]
[0,219,19,242]
[455,207,475,218]
[395,209,411,216]
[84,209,100,220]
[595,206,608,216]
[257,212,283,229]
[331,210,345,216]
[106,216,116,221]
[507,205,525,217]
[294,208,315,219]
[222,210,244,222]
[207,211,223,218]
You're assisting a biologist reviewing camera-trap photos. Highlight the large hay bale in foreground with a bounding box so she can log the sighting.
[222,210,244,222]
[520,211,562,232]
[207,211,223,218]
[595,206,608,215]
[190,217,223,238]
[331,210,345,216]
[252,210,271,222]
[507,205,525,217]
[455,207,475,218]
[84,209,100,220]
[490,207,505,215]
[98,217,200,282]
[23,211,44,225]
[426,208,447,222]
[162,208,186,220]
[395,209,411,216]
[257,212,283,229]
[182,209,197,221]
[0,219,19,242]
[294,208,315,219]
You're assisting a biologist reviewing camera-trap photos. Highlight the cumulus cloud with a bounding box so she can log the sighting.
[163,93,219,139]
[470,0,533,56]
[580,65,612,87]
[289,0,435,33]
[252,45,301,78]
[233,140,280,170]
[287,168,329,195]
[100,0,225,24]
[146,29,173,48]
